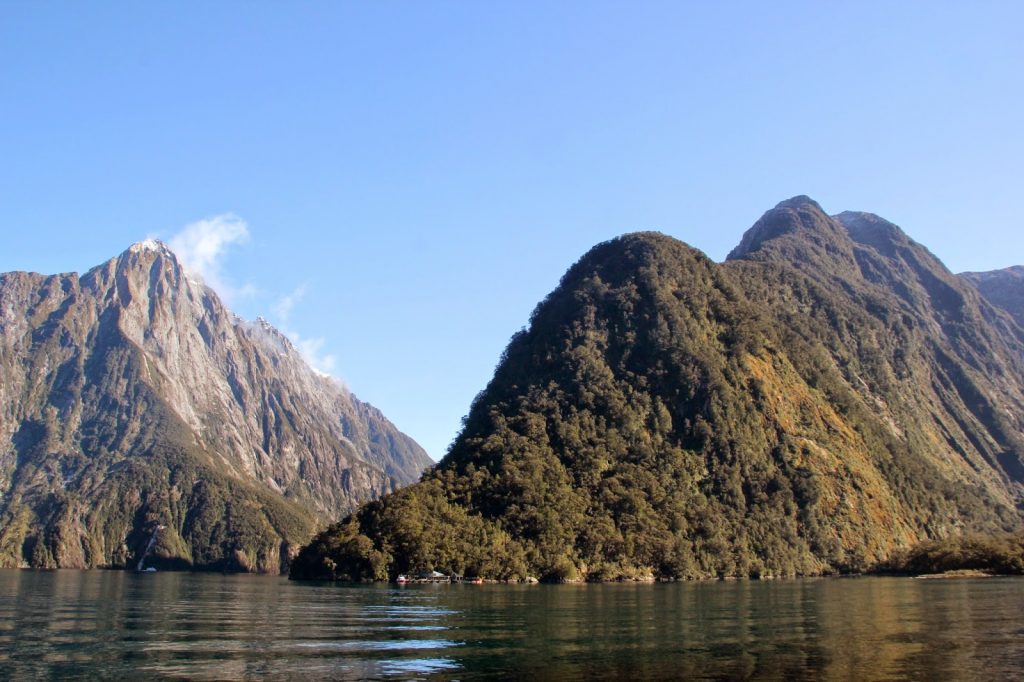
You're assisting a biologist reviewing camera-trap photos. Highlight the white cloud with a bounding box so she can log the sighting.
[271,284,307,321]
[236,282,260,299]
[168,214,255,302]
[271,285,339,378]
[293,333,338,376]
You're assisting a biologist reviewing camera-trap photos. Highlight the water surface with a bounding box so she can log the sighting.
[0,570,1021,679]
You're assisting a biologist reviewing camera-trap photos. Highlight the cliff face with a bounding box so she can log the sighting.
[292,198,1024,583]
[0,241,432,571]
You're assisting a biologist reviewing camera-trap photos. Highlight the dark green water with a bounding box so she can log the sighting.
[0,571,1022,680]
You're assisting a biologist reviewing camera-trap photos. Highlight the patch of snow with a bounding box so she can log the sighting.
[130,239,167,254]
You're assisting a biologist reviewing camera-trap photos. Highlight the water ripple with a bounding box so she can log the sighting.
[2,572,1023,680]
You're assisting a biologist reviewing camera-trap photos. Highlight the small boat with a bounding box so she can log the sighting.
[396,574,409,584]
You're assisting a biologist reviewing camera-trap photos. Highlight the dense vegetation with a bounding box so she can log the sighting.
[292,198,1024,582]
[879,531,1024,575]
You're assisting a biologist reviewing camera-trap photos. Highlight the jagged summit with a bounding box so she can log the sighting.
[120,239,183,274]
[251,315,297,349]
[726,195,859,277]
[773,195,825,212]
[833,211,911,257]
[726,195,836,260]
[128,238,173,254]
[962,265,1024,328]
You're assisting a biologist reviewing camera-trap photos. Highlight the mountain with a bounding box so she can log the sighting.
[961,266,1024,328]
[291,197,1024,582]
[0,240,432,572]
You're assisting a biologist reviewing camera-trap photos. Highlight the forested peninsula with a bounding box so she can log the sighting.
[291,197,1024,582]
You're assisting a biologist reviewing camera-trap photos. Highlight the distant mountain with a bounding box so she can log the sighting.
[961,266,1024,328]
[0,241,432,572]
[292,197,1024,582]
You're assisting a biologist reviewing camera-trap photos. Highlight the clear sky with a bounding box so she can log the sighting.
[2,2,1022,459]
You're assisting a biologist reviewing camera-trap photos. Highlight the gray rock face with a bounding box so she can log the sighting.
[0,241,432,571]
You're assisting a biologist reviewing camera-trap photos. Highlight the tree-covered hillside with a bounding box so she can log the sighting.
[292,198,1024,582]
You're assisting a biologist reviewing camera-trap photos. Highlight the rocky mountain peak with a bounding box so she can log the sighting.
[961,265,1024,328]
[834,211,911,258]
[773,194,825,212]
[118,238,184,273]
[0,241,433,572]
[128,238,173,255]
[246,316,302,359]
[726,196,859,276]
[74,237,204,320]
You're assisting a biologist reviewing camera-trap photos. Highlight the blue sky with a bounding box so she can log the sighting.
[2,2,1022,459]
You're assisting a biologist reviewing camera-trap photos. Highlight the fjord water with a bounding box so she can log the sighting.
[0,571,1021,680]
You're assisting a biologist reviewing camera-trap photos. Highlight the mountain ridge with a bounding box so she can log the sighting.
[961,265,1024,329]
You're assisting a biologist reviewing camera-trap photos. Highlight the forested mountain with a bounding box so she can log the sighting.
[292,197,1024,582]
[962,266,1024,328]
[0,241,432,572]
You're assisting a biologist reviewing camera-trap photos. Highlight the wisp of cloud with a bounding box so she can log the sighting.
[271,284,339,377]
[169,214,252,302]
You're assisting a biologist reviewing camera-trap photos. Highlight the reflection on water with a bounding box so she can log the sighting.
[0,570,1021,680]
